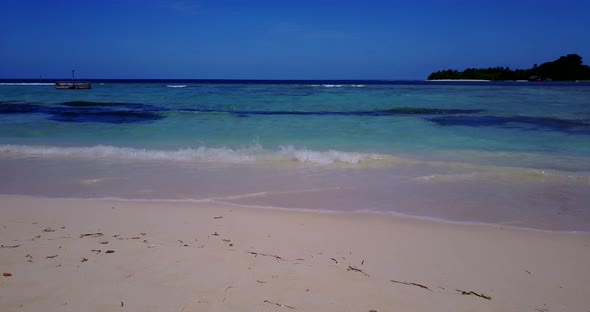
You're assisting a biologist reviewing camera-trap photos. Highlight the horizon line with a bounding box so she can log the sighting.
[0,78,426,83]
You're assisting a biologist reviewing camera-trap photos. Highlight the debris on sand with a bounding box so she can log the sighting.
[456,289,492,300]
[264,299,295,309]
[80,233,103,238]
[347,265,370,277]
[390,280,430,290]
[0,244,20,248]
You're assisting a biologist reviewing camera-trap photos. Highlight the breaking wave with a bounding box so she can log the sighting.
[309,84,366,88]
[0,144,387,165]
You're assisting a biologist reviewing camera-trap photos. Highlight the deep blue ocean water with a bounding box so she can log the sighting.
[1,80,589,231]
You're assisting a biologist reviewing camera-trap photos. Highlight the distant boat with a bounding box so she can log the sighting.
[55,69,91,89]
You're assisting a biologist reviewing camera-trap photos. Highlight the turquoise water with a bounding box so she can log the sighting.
[1,81,590,231]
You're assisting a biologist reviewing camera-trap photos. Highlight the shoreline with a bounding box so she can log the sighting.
[1,195,590,311]
[2,151,590,233]
[2,193,588,235]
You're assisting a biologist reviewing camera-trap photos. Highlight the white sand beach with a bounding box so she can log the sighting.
[1,195,589,311]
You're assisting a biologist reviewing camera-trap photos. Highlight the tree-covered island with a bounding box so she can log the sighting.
[428,54,590,81]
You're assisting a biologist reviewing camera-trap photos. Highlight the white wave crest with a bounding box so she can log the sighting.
[166,85,187,88]
[0,144,384,165]
[0,83,54,86]
[309,84,366,88]
[0,144,258,164]
[278,145,378,164]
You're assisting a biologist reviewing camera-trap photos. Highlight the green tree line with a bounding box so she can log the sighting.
[428,54,590,81]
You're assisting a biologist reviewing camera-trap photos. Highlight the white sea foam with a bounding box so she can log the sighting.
[0,144,384,165]
[0,144,259,163]
[309,84,366,88]
[166,85,187,88]
[0,83,54,86]
[278,145,374,164]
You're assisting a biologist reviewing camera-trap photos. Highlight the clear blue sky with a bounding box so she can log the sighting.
[1,0,589,79]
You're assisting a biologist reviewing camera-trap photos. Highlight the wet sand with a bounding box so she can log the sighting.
[1,156,590,232]
[1,195,589,311]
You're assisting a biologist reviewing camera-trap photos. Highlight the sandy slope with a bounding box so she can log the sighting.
[1,195,589,312]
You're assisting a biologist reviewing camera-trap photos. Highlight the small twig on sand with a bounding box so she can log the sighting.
[264,300,295,309]
[389,279,490,300]
[347,265,370,277]
[248,251,304,262]
[456,289,492,300]
[248,251,283,261]
[0,244,20,249]
[80,233,103,238]
[390,280,431,291]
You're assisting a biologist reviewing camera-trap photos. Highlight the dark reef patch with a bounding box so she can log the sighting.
[4,100,589,133]
[61,101,167,112]
[0,103,48,114]
[179,107,484,117]
[0,101,165,124]
[428,115,590,134]
[48,109,164,123]
[379,108,483,115]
